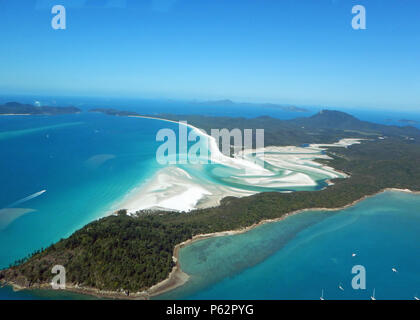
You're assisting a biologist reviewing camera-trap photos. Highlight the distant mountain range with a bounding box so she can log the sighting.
[293,110,420,138]
[93,107,420,147]
[0,102,80,115]
[192,99,309,113]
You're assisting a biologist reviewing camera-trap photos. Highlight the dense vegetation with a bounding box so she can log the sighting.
[1,110,420,295]
[0,102,80,115]
[158,110,420,149]
[1,212,191,292]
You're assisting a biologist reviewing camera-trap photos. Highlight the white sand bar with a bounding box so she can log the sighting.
[118,117,364,213]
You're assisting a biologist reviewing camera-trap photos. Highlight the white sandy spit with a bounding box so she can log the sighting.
[119,166,257,213]
[118,117,364,213]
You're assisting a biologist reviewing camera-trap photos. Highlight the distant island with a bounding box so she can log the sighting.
[191,99,309,113]
[90,108,140,117]
[0,102,81,115]
[2,108,420,299]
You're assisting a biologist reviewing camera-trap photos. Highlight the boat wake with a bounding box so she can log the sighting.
[7,190,46,208]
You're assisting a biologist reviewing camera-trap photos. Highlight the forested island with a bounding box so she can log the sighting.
[0,102,80,115]
[90,108,140,117]
[1,109,420,298]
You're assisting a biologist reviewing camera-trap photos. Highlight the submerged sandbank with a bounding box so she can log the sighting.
[150,188,420,299]
[118,115,363,213]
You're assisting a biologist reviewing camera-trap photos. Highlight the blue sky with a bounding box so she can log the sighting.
[0,0,419,110]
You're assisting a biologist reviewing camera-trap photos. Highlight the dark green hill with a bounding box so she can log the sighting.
[154,110,420,148]
[294,109,420,139]
[297,110,363,128]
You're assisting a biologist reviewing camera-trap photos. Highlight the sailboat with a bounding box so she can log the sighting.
[370,288,376,300]
[320,289,325,300]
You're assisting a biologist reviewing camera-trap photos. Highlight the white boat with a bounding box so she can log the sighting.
[352,253,356,257]
[414,296,419,300]
[392,267,398,273]
[320,289,325,300]
[339,283,344,291]
[371,288,376,300]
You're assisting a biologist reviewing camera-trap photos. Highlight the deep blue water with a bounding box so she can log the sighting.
[0,113,176,268]
[0,112,180,299]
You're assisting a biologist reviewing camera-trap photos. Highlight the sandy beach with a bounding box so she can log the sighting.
[118,115,363,213]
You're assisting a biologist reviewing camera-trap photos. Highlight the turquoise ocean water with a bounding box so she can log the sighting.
[0,113,173,299]
[0,108,419,299]
[157,191,420,300]
[0,113,170,267]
